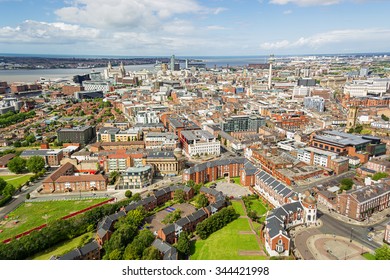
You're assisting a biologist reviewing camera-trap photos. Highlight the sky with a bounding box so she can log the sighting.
[0,0,389,56]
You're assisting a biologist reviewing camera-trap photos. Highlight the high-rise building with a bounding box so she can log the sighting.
[268,54,275,90]
[170,55,175,71]
[221,115,266,133]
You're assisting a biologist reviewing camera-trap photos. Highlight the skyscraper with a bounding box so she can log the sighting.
[170,55,175,71]
[268,54,275,90]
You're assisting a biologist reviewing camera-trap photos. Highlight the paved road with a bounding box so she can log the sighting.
[318,210,382,250]
[0,176,46,219]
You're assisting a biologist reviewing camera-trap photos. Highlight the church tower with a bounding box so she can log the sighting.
[346,106,358,132]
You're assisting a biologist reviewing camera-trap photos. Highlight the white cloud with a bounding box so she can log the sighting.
[283,10,293,14]
[269,0,341,6]
[55,0,223,29]
[0,20,100,43]
[260,28,390,50]
[207,25,227,30]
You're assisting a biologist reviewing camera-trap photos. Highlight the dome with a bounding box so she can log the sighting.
[303,195,316,205]
[291,193,299,201]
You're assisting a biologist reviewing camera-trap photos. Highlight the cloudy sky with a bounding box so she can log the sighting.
[0,0,389,56]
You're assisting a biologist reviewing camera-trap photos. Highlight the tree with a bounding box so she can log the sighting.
[381,114,389,121]
[0,178,6,195]
[174,189,186,203]
[142,246,161,260]
[186,180,195,189]
[123,230,155,260]
[340,178,353,191]
[1,183,15,199]
[125,190,132,199]
[26,156,45,174]
[372,172,389,181]
[374,244,390,260]
[195,194,208,208]
[176,231,191,257]
[26,193,30,200]
[7,156,26,174]
[162,209,182,224]
[13,141,21,148]
[25,134,36,145]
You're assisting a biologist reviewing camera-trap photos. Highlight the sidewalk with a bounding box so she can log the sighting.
[317,203,390,227]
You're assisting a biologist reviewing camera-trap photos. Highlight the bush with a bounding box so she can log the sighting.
[196,206,238,239]
[0,195,12,207]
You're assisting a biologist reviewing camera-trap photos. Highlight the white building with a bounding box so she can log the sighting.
[180,130,220,158]
[82,80,111,93]
[292,86,311,99]
[145,132,179,150]
[136,110,160,124]
[344,79,390,97]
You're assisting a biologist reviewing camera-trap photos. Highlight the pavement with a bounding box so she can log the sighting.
[291,220,375,260]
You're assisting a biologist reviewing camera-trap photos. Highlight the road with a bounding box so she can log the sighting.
[0,176,46,219]
[317,210,382,250]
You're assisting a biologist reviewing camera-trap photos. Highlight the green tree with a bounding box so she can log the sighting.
[25,134,36,145]
[162,209,182,224]
[381,114,389,121]
[186,180,195,189]
[26,193,30,200]
[13,141,21,148]
[195,194,209,208]
[174,189,186,203]
[374,244,390,260]
[7,156,26,174]
[340,178,353,191]
[142,246,161,260]
[26,156,45,174]
[176,231,191,257]
[372,172,389,181]
[123,230,155,260]
[193,183,203,195]
[2,183,15,196]
[125,206,147,227]
[0,178,6,195]
[125,190,132,199]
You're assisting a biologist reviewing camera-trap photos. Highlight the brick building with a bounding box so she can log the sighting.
[336,183,390,221]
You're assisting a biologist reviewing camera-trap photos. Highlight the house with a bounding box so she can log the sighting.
[0,153,15,168]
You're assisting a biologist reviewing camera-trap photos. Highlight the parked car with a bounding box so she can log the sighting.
[367,227,374,232]
[367,235,373,241]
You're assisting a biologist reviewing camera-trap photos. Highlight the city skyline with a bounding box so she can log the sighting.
[0,0,390,56]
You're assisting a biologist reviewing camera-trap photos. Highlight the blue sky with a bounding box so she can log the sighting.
[0,0,389,56]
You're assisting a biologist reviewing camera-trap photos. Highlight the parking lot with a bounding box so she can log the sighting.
[145,203,196,234]
[215,181,251,198]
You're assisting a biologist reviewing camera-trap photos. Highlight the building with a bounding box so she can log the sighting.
[151,239,178,260]
[0,153,15,168]
[136,110,160,124]
[336,183,390,221]
[41,162,107,193]
[346,107,358,131]
[309,130,386,164]
[262,196,317,257]
[74,90,103,100]
[82,80,111,93]
[344,79,390,97]
[120,165,153,189]
[221,115,265,133]
[103,151,132,173]
[183,157,258,187]
[297,147,349,175]
[146,150,184,176]
[384,222,390,245]
[57,126,96,145]
[21,149,63,167]
[52,240,101,260]
[304,96,325,112]
[366,159,390,173]
[180,130,220,158]
[144,132,179,150]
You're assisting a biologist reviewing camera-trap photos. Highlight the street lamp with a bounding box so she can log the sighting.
[350,227,353,242]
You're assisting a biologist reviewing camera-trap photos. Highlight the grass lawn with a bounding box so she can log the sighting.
[204,177,226,187]
[0,174,33,188]
[362,253,376,260]
[190,218,266,260]
[231,200,246,216]
[248,199,268,216]
[28,232,94,260]
[231,176,241,185]
[0,198,109,242]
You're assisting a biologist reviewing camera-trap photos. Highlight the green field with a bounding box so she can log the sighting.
[0,198,109,242]
[29,232,94,260]
[362,253,376,260]
[0,174,33,188]
[231,200,246,216]
[248,199,268,216]
[231,176,241,185]
[190,218,267,260]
